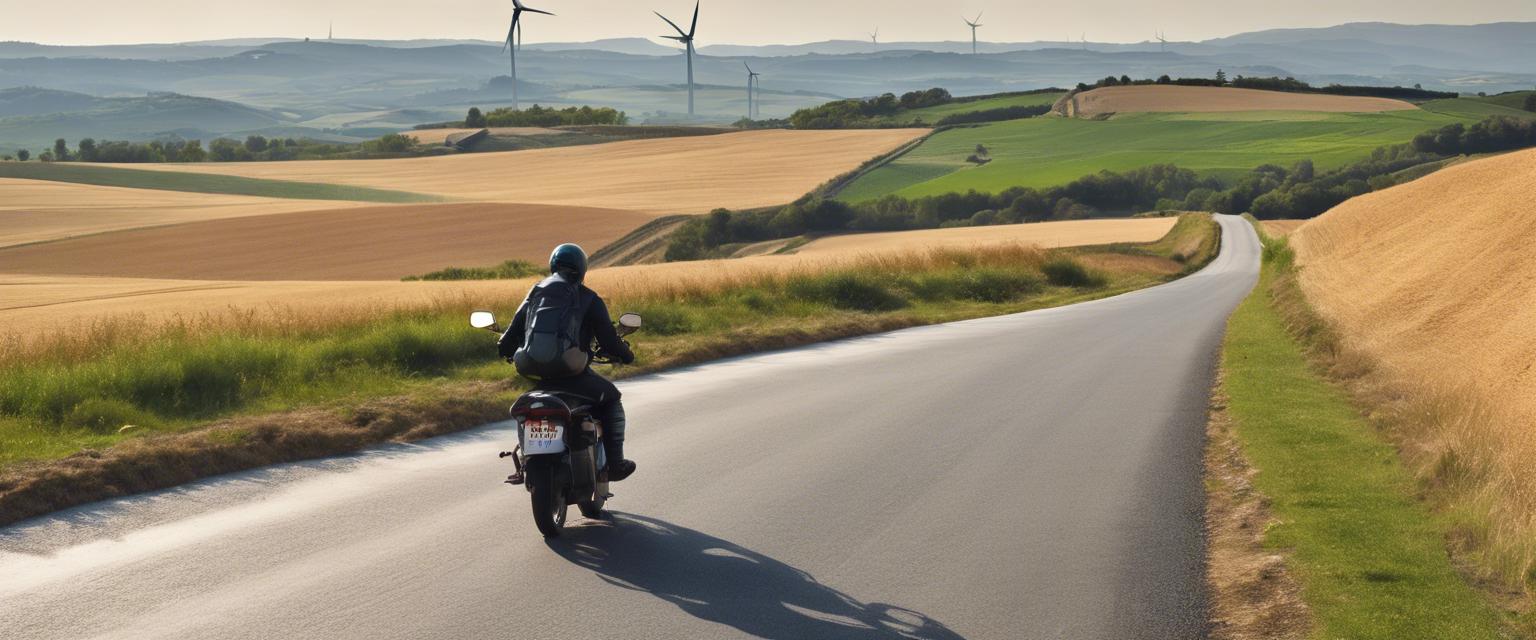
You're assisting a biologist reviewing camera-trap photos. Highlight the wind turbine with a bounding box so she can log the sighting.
[963,13,983,55]
[502,0,553,111]
[1155,30,1167,52]
[656,1,701,117]
[870,27,879,45]
[743,62,760,120]
[1080,32,1088,51]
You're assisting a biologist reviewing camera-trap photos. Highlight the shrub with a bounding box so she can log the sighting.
[403,260,544,281]
[1042,257,1106,287]
[64,398,159,433]
[787,273,908,311]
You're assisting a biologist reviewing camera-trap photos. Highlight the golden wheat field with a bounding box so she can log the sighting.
[793,218,1176,255]
[1068,85,1417,117]
[0,219,1167,340]
[0,178,366,248]
[1293,148,1536,419]
[104,129,926,215]
[1260,220,1308,237]
[0,202,653,280]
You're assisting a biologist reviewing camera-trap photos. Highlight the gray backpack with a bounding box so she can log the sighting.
[512,275,589,379]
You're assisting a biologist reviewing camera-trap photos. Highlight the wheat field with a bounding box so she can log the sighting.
[103,129,926,215]
[793,218,1176,255]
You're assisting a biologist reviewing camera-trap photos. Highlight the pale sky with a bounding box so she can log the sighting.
[2,0,1533,46]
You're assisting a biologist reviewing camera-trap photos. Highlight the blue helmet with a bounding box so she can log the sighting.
[549,243,588,283]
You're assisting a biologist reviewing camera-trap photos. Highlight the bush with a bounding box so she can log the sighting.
[787,273,908,311]
[402,260,544,281]
[63,398,159,433]
[481,104,626,127]
[1042,257,1106,287]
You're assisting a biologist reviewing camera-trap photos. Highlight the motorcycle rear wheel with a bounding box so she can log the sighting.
[526,459,567,538]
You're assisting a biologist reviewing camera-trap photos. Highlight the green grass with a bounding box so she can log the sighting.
[402,260,545,281]
[838,99,1523,201]
[869,92,1066,125]
[1218,227,1509,639]
[0,161,444,203]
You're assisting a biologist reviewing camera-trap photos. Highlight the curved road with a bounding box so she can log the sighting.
[0,215,1260,640]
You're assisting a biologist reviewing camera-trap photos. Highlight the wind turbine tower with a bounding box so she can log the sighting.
[870,27,879,45]
[502,0,554,111]
[1155,30,1168,52]
[963,13,983,54]
[744,62,760,120]
[328,21,333,40]
[656,1,701,117]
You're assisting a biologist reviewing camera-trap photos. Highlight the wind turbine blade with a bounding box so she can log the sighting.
[661,35,688,42]
[516,20,522,50]
[655,11,688,37]
[974,12,983,22]
[523,7,554,15]
[688,0,700,38]
[502,22,515,52]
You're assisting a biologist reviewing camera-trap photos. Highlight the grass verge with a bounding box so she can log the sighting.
[1210,220,1511,638]
[0,215,1218,526]
[0,161,443,203]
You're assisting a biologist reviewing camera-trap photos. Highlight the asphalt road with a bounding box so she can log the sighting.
[0,214,1260,640]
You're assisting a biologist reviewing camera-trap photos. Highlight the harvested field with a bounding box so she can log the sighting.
[108,129,926,215]
[1260,220,1308,237]
[793,218,1176,255]
[0,202,653,281]
[1293,148,1536,420]
[1067,86,1417,117]
[0,218,1167,340]
[0,178,364,248]
[403,127,566,145]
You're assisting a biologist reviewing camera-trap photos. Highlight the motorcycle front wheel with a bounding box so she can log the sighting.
[525,457,567,538]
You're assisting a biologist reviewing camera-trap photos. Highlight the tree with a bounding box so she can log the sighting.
[77,138,98,162]
[1215,69,1227,84]
[39,151,54,162]
[53,138,70,161]
[1156,75,1171,84]
[1119,75,1132,85]
[16,149,29,161]
[974,143,989,157]
[465,107,487,128]
[244,135,269,153]
[181,140,206,162]
[1525,93,1536,113]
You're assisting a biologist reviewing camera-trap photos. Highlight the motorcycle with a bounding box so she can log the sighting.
[469,309,642,538]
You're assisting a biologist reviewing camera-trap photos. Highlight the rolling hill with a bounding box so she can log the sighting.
[0,89,303,150]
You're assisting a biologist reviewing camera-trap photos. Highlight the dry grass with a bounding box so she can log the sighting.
[1069,86,1418,117]
[1293,148,1536,595]
[0,202,652,280]
[0,218,1160,344]
[1259,220,1308,238]
[0,178,364,248]
[105,129,927,215]
[1204,380,1312,640]
[791,218,1176,255]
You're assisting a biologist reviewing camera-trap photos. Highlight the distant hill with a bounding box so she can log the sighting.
[0,89,299,150]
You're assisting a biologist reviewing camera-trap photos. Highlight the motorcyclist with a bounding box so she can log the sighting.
[499,243,637,481]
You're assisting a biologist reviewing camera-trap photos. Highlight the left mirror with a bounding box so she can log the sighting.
[469,310,498,330]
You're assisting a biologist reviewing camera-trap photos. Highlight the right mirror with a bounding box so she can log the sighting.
[469,310,497,330]
[618,313,642,329]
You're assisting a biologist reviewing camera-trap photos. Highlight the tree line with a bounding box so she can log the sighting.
[788,88,1064,129]
[664,114,1536,260]
[1,133,431,164]
[457,104,627,128]
[1073,73,1458,101]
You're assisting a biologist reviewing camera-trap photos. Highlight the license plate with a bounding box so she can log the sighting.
[522,419,566,454]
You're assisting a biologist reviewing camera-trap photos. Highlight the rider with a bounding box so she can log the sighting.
[499,243,637,481]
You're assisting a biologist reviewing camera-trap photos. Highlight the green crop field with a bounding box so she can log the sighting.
[0,162,443,203]
[837,98,1529,201]
[869,91,1067,125]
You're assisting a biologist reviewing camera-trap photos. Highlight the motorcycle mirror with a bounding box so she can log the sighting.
[618,313,642,329]
[470,310,499,331]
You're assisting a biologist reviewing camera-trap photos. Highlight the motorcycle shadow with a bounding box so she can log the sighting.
[547,512,966,640]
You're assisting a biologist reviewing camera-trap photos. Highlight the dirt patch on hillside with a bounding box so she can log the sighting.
[0,202,651,281]
[0,178,364,248]
[792,218,1177,255]
[107,129,926,215]
[1071,86,1417,117]
[404,127,566,145]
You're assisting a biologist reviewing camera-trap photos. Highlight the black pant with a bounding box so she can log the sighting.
[534,368,626,464]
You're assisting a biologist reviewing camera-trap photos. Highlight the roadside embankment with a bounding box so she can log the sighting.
[0,215,1219,526]
[1291,147,1536,599]
[1207,221,1510,638]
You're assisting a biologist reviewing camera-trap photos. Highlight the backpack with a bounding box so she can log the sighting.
[512,275,590,380]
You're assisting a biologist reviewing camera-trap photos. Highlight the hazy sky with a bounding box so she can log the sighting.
[3,0,1534,46]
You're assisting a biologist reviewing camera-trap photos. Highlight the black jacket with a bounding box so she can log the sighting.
[499,277,635,367]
